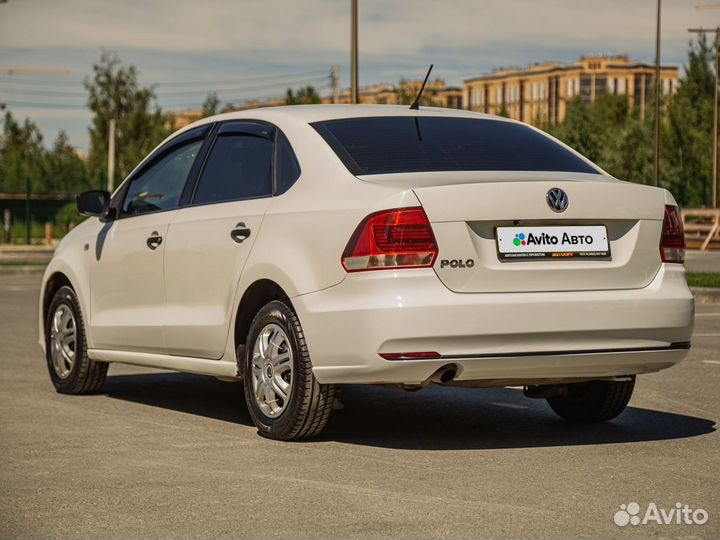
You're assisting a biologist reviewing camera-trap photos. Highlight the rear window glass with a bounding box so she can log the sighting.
[312,116,598,175]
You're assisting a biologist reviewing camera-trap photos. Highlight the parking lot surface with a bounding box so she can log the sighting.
[1,273,718,539]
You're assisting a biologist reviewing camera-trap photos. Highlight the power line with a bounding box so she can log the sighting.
[163,82,333,109]
[152,69,330,87]
[0,69,330,88]
[0,75,328,100]
[2,81,333,111]
[0,100,89,110]
[0,86,87,98]
[156,75,330,97]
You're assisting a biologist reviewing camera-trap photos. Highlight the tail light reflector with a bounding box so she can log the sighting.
[342,208,438,272]
[660,205,685,264]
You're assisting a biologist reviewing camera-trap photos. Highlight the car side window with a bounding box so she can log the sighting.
[193,134,273,205]
[122,140,203,217]
[276,132,301,195]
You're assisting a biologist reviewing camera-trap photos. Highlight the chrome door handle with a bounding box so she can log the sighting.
[230,222,251,244]
[146,231,163,250]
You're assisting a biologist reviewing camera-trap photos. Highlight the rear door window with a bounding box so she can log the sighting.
[193,134,273,204]
[312,116,598,175]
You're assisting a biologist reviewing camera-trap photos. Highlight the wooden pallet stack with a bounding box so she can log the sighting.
[682,209,720,250]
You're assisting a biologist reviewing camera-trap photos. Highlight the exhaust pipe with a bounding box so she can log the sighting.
[429,364,458,385]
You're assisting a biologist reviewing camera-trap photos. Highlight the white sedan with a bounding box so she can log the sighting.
[38,105,694,440]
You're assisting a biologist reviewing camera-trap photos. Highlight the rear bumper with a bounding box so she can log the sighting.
[293,264,694,384]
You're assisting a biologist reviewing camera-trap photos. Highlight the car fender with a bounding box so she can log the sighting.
[38,219,100,352]
[219,183,422,362]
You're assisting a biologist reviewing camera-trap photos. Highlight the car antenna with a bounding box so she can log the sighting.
[409,64,433,110]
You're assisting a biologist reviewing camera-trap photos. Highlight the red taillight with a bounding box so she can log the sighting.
[660,205,685,264]
[342,207,438,272]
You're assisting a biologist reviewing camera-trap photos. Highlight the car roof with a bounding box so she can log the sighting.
[181,104,513,132]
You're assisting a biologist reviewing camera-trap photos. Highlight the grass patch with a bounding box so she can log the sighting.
[687,273,720,288]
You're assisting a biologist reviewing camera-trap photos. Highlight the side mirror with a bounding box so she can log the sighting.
[77,190,111,218]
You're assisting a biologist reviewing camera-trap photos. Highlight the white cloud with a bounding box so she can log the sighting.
[0,0,716,150]
[0,0,712,59]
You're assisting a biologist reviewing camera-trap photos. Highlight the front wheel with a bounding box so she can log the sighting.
[242,301,335,441]
[45,286,108,394]
[546,377,635,423]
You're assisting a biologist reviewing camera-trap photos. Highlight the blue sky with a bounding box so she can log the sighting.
[0,0,716,152]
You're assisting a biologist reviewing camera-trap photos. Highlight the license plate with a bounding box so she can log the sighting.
[496,225,610,261]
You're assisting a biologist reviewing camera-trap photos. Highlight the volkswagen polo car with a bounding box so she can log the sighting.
[39,105,694,440]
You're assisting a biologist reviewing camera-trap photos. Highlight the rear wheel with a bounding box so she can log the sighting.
[242,300,335,441]
[546,377,635,423]
[46,286,108,394]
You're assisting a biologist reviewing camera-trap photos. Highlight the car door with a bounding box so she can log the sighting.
[162,121,276,358]
[89,129,207,353]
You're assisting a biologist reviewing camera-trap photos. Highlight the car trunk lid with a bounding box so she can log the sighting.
[361,171,665,293]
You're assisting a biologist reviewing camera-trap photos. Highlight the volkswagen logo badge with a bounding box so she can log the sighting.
[546,188,569,213]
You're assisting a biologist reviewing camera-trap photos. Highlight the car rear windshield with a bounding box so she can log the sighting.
[312,116,598,176]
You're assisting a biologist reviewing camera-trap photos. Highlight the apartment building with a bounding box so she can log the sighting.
[328,79,463,109]
[464,55,679,125]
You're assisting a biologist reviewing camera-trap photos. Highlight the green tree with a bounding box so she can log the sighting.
[395,77,440,107]
[201,93,221,117]
[85,52,173,188]
[663,36,715,207]
[0,110,46,193]
[547,97,603,162]
[285,86,322,105]
[54,201,87,236]
[45,131,90,193]
[547,36,716,208]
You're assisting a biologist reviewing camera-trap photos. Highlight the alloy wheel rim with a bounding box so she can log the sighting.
[50,304,76,379]
[251,323,293,418]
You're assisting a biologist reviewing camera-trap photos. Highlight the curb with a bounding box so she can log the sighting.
[0,266,46,276]
[691,287,720,305]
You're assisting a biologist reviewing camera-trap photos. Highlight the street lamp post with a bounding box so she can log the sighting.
[351,0,359,104]
[107,118,116,192]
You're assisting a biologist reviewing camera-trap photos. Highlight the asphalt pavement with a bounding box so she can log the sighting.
[1,273,719,539]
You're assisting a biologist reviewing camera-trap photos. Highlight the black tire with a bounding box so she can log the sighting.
[242,300,335,441]
[45,286,108,394]
[546,377,635,423]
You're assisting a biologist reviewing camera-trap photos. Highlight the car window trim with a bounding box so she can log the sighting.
[187,120,278,207]
[115,125,212,220]
[178,122,219,207]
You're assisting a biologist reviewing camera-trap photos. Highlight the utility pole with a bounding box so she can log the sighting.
[107,118,116,192]
[689,27,719,208]
[654,0,662,187]
[351,0,359,104]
